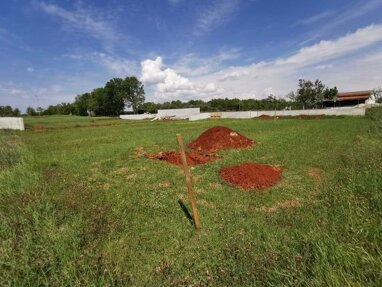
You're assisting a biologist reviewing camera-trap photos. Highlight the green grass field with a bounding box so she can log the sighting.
[1,111,382,286]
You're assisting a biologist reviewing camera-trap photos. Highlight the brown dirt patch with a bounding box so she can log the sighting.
[188,126,255,152]
[146,150,219,166]
[131,146,145,159]
[308,167,324,180]
[32,125,47,132]
[220,162,282,190]
[159,181,171,187]
[258,199,302,213]
[308,167,326,194]
[193,175,202,182]
[258,114,273,119]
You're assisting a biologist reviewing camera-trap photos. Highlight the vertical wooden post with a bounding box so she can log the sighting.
[176,134,201,230]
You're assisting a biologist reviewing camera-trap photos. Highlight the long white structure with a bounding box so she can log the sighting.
[198,107,366,121]
[120,108,201,121]
[157,108,200,118]
[120,107,366,122]
[120,114,155,120]
[250,107,366,117]
[0,117,25,130]
[189,113,211,121]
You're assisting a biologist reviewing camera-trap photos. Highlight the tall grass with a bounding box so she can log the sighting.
[366,106,382,129]
[0,132,23,169]
[1,115,381,286]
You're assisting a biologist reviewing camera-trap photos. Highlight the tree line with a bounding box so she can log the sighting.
[141,97,300,113]
[8,78,381,117]
[0,106,21,117]
[26,76,145,116]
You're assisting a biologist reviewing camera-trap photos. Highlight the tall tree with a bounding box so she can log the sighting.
[373,86,382,103]
[295,79,337,108]
[103,78,126,116]
[88,88,106,116]
[122,76,145,113]
[0,106,14,116]
[74,93,91,116]
[26,107,36,116]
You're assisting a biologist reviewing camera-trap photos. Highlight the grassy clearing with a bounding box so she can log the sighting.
[1,113,382,286]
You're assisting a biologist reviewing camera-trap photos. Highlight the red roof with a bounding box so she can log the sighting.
[337,90,372,101]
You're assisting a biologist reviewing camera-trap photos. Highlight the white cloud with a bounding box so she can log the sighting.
[140,57,222,100]
[194,0,240,35]
[138,24,382,101]
[188,24,382,99]
[173,48,241,76]
[296,10,335,26]
[92,52,137,76]
[65,52,138,76]
[0,82,72,111]
[27,67,35,72]
[300,0,382,44]
[37,2,117,47]
[314,64,333,70]
[219,69,249,81]
[277,25,382,67]
[140,57,167,84]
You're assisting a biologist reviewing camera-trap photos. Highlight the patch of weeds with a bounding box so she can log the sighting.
[366,106,382,129]
[0,133,23,169]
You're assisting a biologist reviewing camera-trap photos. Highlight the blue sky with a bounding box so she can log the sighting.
[1,0,382,111]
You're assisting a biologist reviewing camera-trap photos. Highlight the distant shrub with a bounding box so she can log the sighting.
[0,134,22,169]
[366,107,382,129]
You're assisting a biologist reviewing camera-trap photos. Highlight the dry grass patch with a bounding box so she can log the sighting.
[258,198,302,213]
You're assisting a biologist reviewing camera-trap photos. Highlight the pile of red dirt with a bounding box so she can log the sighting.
[188,126,255,152]
[147,126,254,166]
[220,162,282,190]
[147,151,218,166]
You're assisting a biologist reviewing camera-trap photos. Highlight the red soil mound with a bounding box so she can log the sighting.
[220,162,282,190]
[188,126,255,152]
[147,151,218,166]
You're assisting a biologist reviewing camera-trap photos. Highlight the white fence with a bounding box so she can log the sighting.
[120,107,366,121]
[189,113,211,121]
[252,107,366,117]
[0,117,24,130]
[157,108,200,117]
[217,108,365,120]
[120,114,155,120]
[221,111,252,119]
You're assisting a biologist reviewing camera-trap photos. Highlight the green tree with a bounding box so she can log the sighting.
[36,107,44,116]
[142,102,158,114]
[294,79,337,109]
[26,107,36,116]
[323,86,338,100]
[0,106,14,116]
[122,76,145,113]
[74,93,91,116]
[103,78,125,115]
[13,108,21,116]
[88,88,106,116]
[373,86,382,103]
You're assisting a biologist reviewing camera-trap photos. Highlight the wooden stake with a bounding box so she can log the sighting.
[176,134,201,230]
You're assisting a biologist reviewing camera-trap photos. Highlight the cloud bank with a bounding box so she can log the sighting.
[37,1,118,49]
[140,57,222,100]
[139,24,382,101]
